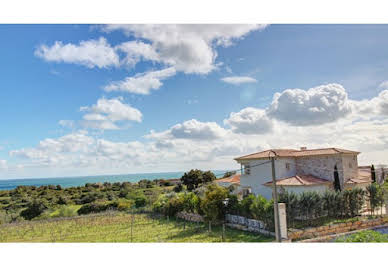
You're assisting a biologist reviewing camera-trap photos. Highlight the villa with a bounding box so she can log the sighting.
[233,147,372,199]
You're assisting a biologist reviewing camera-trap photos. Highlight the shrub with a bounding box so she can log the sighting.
[56,196,68,205]
[52,205,78,218]
[77,203,109,215]
[152,193,184,216]
[134,195,147,208]
[200,184,229,224]
[116,199,134,211]
[173,183,183,193]
[239,194,256,218]
[336,230,388,242]
[181,192,199,213]
[20,201,48,220]
[250,195,274,230]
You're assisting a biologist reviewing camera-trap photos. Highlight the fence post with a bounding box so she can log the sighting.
[278,203,288,241]
[130,212,134,243]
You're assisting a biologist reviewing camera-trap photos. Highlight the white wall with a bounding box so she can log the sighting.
[239,158,296,199]
[282,184,330,195]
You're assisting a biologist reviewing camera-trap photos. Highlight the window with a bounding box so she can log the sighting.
[243,164,251,175]
[286,163,290,171]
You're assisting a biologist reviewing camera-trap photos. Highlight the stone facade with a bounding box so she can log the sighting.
[288,216,388,241]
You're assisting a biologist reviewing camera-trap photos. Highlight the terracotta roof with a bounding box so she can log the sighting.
[215,174,241,185]
[263,175,332,186]
[235,148,360,161]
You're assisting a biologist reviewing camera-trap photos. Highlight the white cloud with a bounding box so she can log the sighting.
[267,83,352,126]
[104,67,176,95]
[224,107,273,134]
[102,24,266,74]
[6,82,388,177]
[35,37,120,68]
[0,160,7,169]
[81,97,142,122]
[221,76,257,85]
[378,80,388,90]
[116,41,159,67]
[59,120,75,128]
[10,130,94,161]
[78,97,142,130]
[350,89,388,117]
[147,119,228,141]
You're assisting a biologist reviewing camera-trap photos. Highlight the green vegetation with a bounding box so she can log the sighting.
[180,169,216,191]
[0,178,175,224]
[0,212,273,242]
[278,186,386,228]
[336,230,388,243]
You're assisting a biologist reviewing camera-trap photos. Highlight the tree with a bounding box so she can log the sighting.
[200,184,229,231]
[371,164,376,183]
[223,171,236,178]
[173,183,183,193]
[20,200,47,220]
[181,169,203,191]
[333,165,341,192]
[202,171,216,183]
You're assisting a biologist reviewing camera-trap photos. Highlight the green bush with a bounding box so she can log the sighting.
[250,195,274,230]
[336,230,388,242]
[200,184,229,224]
[52,205,78,218]
[116,199,134,211]
[239,194,256,218]
[77,203,109,215]
[20,201,48,220]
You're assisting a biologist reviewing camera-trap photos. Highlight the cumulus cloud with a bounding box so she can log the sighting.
[104,67,176,95]
[350,89,388,117]
[267,83,352,126]
[81,97,142,122]
[102,24,266,74]
[224,107,273,134]
[116,41,159,67]
[10,130,94,161]
[147,119,228,141]
[78,97,142,130]
[7,82,388,176]
[221,76,257,85]
[35,37,120,68]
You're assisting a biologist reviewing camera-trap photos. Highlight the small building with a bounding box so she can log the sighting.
[234,147,372,199]
[214,174,247,198]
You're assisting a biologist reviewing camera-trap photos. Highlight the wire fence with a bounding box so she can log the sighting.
[0,211,271,243]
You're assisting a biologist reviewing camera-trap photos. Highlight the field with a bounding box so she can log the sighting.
[0,212,273,243]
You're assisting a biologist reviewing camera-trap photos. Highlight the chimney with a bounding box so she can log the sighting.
[300,147,307,151]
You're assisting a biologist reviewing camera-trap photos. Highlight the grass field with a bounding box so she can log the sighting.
[0,212,273,243]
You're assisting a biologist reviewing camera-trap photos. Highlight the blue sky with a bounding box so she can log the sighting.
[1,24,388,179]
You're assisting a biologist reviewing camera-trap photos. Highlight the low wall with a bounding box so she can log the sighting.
[176,212,204,222]
[225,214,275,236]
[288,216,388,241]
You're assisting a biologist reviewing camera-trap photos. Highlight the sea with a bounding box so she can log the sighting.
[0,170,228,191]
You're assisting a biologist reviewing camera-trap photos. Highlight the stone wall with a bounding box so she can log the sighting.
[225,214,275,236]
[288,216,388,241]
[176,212,204,222]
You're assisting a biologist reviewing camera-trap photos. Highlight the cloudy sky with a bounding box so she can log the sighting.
[1,24,388,179]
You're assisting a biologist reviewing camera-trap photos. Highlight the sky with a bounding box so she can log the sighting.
[0,24,388,179]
